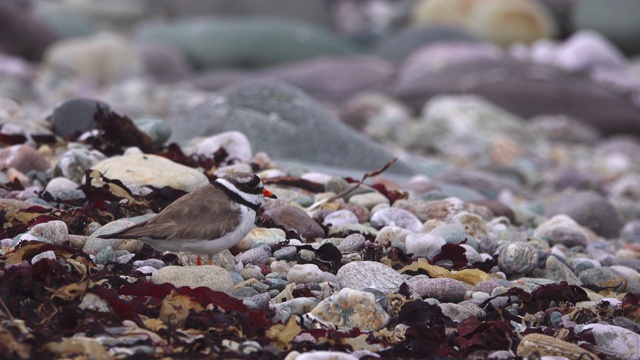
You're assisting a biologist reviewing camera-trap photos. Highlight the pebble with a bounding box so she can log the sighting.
[0,144,50,174]
[291,351,358,360]
[287,264,325,284]
[239,267,264,281]
[337,233,366,253]
[273,246,297,261]
[90,154,209,192]
[83,219,145,254]
[348,192,390,210]
[242,293,271,310]
[247,227,288,246]
[151,265,235,294]
[579,266,640,294]
[236,247,270,266]
[28,220,69,245]
[78,293,111,313]
[323,210,359,227]
[189,131,252,163]
[497,242,539,275]
[374,226,414,246]
[393,199,462,222]
[49,98,109,138]
[299,249,316,262]
[265,205,325,240]
[308,288,390,331]
[579,323,640,360]
[336,261,405,292]
[371,207,423,232]
[232,287,259,299]
[543,255,582,285]
[406,276,467,302]
[133,118,172,145]
[546,191,623,238]
[404,233,446,260]
[517,333,598,360]
[45,177,84,201]
[31,250,56,265]
[53,147,107,183]
[439,302,483,322]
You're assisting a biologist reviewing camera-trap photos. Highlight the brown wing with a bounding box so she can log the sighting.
[100,185,241,241]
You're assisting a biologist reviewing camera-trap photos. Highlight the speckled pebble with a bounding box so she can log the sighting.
[240,266,265,280]
[337,233,366,252]
[308,288,390,331]
[231,286,260,299]
[336,261,405,292]
[287,264,325,284]
[132,258,165,270]
[152,265,234,294]
[348,191,390,209]
[271,297,320,324]
[299,249,316,262]
[497,242,539,275]
[407,276,467,302]
[579,323,640,360]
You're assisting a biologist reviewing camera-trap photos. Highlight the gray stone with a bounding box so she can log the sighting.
[323,210,359,227]
[579,267,640,294]
[407,276,467,302]
[287,264,325,284]
[336,261,405,292]
[265,205,324,240]
[273,246,297,261]
[337,234,366,253]
[49,98,109,138]
[271,297,319,324]
[574,0,640,56]
[0,144,49,174]
[168,80,416,174]
[546,191,623,238]
[136,18,358,71]
[371,207,422,232]
[133,118,172,145]
[152,265,235,293]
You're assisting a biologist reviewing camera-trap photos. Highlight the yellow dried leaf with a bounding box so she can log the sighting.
[43,337,112,360]
[343,334,381,352]
[51,282,90,301]
[159,290,204,328]
[141,315,167,332]
[266,316,301,349]
[3,243,47,265]
[449,269,492,285]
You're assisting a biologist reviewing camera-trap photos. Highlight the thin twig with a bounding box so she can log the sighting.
[307,157,398,211]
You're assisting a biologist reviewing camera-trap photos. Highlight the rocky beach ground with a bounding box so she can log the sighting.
[2,1,640,359]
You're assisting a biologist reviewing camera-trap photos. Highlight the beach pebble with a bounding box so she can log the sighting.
[287,264,325,284]
[308,288,390,331]
[497,242,539,275]
[292,351,358,360]
[337,233,366,253]
[28,220,69,245]
[91,154,209,192]
[190,131,253,163]
[83,219,145,254]
[439,302,483,322]
[45,177,84,201]
[271,297,320,324]
[407,276,467,302]
[404,233,446,260]
[49,98,109,138]
[517,333,598,360]
[337,261,405,292]
[265,205,325,240]
[134,118,172,145]
[374,226,414,246]
[323,210,359,227]
[0,144,49,173]
[152,265,234,293]
[236,247,270,266]
[53,147,107,183]
[247,227,287,246]
[546,191,623,238]
[371,207,422,232]
[579,324,640,360]
[348,192,390,209]
[273,246,297,261]
[393,199,462,222]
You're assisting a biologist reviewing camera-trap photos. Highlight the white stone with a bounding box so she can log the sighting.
[323,210,359,227]
[405,233,446,260]
[287,264,325,284]
[190,131,252,163]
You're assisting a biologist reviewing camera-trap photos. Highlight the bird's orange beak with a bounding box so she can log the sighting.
[263,188,277,199]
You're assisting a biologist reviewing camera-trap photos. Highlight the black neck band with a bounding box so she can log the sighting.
[213,181,261,212]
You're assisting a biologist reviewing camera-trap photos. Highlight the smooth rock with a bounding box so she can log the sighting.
[49,98,110,138]
[136,18,358,70]
[336,261,405,292]
[348,192,390,210]
[534,215,599,244]
[404,233,446,260]
[0,144,49,173]
[546,191,623,238]
[517,333,598,360]
[374,226,414,246]
[265,205,324,240]
[337,233,366,253]
[497,242,539,275]
[40,32,144,89]
[152,265,234,294]
[393,199,464,222]
[83,218,148,254]
[579,266,640,294]
[543,256,582,286]
[28,220,69,245]
[53,147,107,183]
[235,247,269,266]
[45,177,83,201]
[323,210,359,227]
[189,131,252,163]
[273,246,297,261]
[580,323,640,360]
[287,264,325,285]
[308,288,390,331]
[371,207,422,232]
[270,297,320,324]
[133,118,172,145]
[90,153,209,192]
[169,80,415,174]
[439,302,483,322]
[407,276,467,302]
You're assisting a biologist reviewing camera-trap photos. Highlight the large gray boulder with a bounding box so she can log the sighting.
[169,80,415,175]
